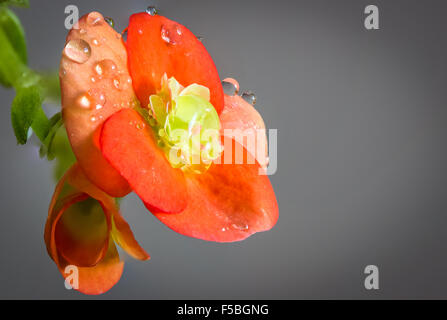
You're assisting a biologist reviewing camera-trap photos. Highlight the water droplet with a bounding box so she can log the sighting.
[79,28,87,34]
[104,17,114,28]
[93,59,117,78]
[241,91,256,105]
[90,116,97,122]
[94,65,102,76]
[87,89,107,108]
[146,6,158,16]
[231,222,249,231]
[138,29,143,35]
[222,81,238,96]
[98,94,106,104]
[197,35,204,42]
[76,93,93,110]
[87,12,104,26]
[122,28,128,41]
[113,78,121,89]
[161,24,182,45]
[63,39,91,64]
[92,38,99,46]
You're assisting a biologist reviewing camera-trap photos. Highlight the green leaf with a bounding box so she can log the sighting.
[39,112,62,159]
[0,7,27,64]
[0,23,28,87]
[11,85,46,144]
[0,0,29,8]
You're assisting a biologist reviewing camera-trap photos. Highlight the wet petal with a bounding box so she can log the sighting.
[127,12,224,114]
[220,79,268,168]
[61,12,136,197]
[154,138,278,242]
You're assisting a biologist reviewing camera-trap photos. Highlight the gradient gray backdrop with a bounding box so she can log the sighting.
[1,0,446,299]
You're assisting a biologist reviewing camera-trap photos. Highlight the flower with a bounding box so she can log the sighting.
[45,164,149,295]
[52,10,278,293]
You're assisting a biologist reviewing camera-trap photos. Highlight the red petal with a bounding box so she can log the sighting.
[61,12,136,197]
[127,12,224,114]
[100,109,188,213]
[154,138,278,242]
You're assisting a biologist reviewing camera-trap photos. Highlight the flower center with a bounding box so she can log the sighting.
[143,75,222,173]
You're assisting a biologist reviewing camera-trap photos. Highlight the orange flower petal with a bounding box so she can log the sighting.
[59,238,124,295]
[127,12,224,114]
[112,212,150,261]
[100,109,188,213]
[154,138,278,242]
[60,12,136,197]
[45,164,148,294]
[55,196,111,267]
[220,79,268,168]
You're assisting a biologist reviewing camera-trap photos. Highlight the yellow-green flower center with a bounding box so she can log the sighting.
[146,75,222,173]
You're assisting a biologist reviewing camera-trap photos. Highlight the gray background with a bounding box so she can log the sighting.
[0,0,446,299]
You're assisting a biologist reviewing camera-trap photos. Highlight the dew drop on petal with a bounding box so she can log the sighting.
[98,93,106,104]
[63,39,91,64]
[92,38,99,46]
[122,28,128,42]
[146,6,158,16]
[241,91,257,105]
[222,81,238,96]
[87,12,104,26]
[161,24,182,45]
[113,78,121,90]
[104,17,114,28]
[76,93,93,110]
[93,59,117,77]
[231,221,249,231]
